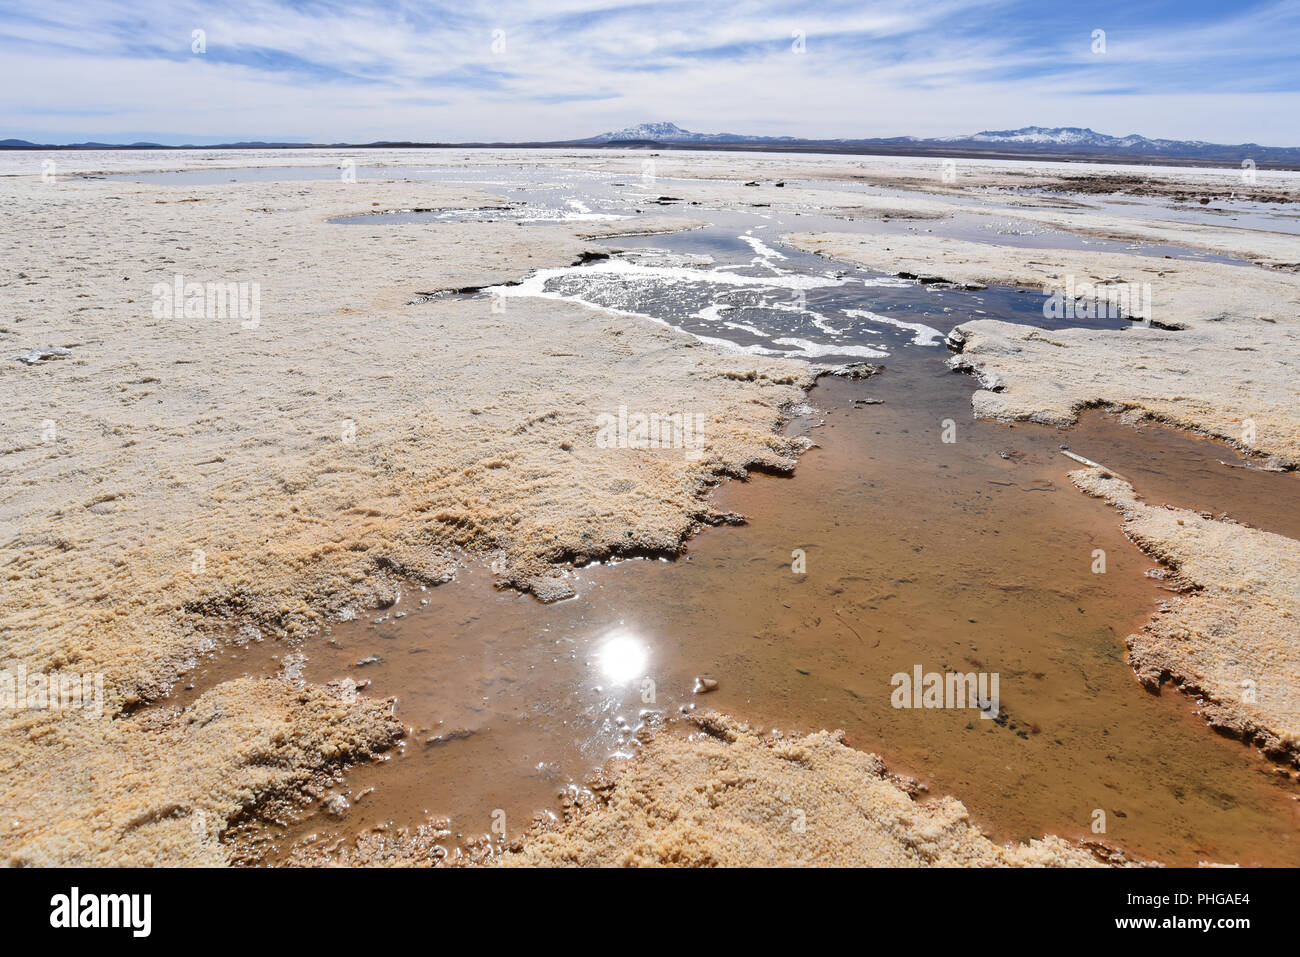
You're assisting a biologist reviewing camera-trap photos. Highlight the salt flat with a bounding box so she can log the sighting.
[2,148,1297,865]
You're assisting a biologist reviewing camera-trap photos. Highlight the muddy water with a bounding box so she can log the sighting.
[1063,414,1300,541]
[210,353,1299,867]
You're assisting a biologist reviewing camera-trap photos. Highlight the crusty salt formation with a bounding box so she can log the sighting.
[1071,468,1300,765]
[2,677,401,866]
[496,712,1113,867]
[0,171,809,864]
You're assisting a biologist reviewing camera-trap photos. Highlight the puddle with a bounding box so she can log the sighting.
[96,159,1261,266]
[96,162,637,225]
[471,214,1143,365]
[93,166,378,185]
[780,175,1268,262]
[190,353,1300,867]
[329,204,626,225]
[1064,413,1300,541]
[1035,190,1300,237]
[837,210,1256,265]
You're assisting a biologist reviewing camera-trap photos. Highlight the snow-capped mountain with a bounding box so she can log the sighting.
[588,121,697,142]
[941,126,1122,146]
[574,122,1296,162]
[936,126,1218,149]
[583,121,802,144]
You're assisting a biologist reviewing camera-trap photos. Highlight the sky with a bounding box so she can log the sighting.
[2,0,1298,145]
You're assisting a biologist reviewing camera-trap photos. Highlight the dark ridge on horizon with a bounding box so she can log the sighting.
[4,123,1298,168]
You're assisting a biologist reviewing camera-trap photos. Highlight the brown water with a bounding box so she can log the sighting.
[183,355,1300,866]
[1062,415,1300,542]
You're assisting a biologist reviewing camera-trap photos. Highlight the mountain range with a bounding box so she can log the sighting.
[577,122,1298,163]
[4,124,1297,165]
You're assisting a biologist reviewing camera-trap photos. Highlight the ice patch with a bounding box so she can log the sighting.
[769,299,840,335]
[860,277,918,288]
[739,234,788,262]
[772,337,888,358]
[618,247,715,268]
[493,259,852,299]
[481,250,953,365]
[844,309,944,346]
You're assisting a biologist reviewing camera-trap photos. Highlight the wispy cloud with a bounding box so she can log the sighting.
[1,0,1296,144]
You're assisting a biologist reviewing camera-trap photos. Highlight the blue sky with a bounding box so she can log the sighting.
[1,0,1297,145]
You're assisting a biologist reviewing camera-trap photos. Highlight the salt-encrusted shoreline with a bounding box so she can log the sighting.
[492,712,1128,868]
[784,227,1300,769]
[1071,468,1300,766]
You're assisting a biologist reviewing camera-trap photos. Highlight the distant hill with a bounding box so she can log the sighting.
[4,124,1297,167]
[575,122,1300,165]
[1,138,167,149]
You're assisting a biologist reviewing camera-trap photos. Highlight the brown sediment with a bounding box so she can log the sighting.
[1024,174,1296,205]
[811,166,1300,206]
[249,713,1124,868]
[491,712,1118,868]
[1071,467,1300,766]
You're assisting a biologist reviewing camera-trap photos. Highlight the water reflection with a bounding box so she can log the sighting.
[595,630,649,687]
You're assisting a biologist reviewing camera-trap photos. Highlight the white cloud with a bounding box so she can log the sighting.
[0,0,1295,143]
